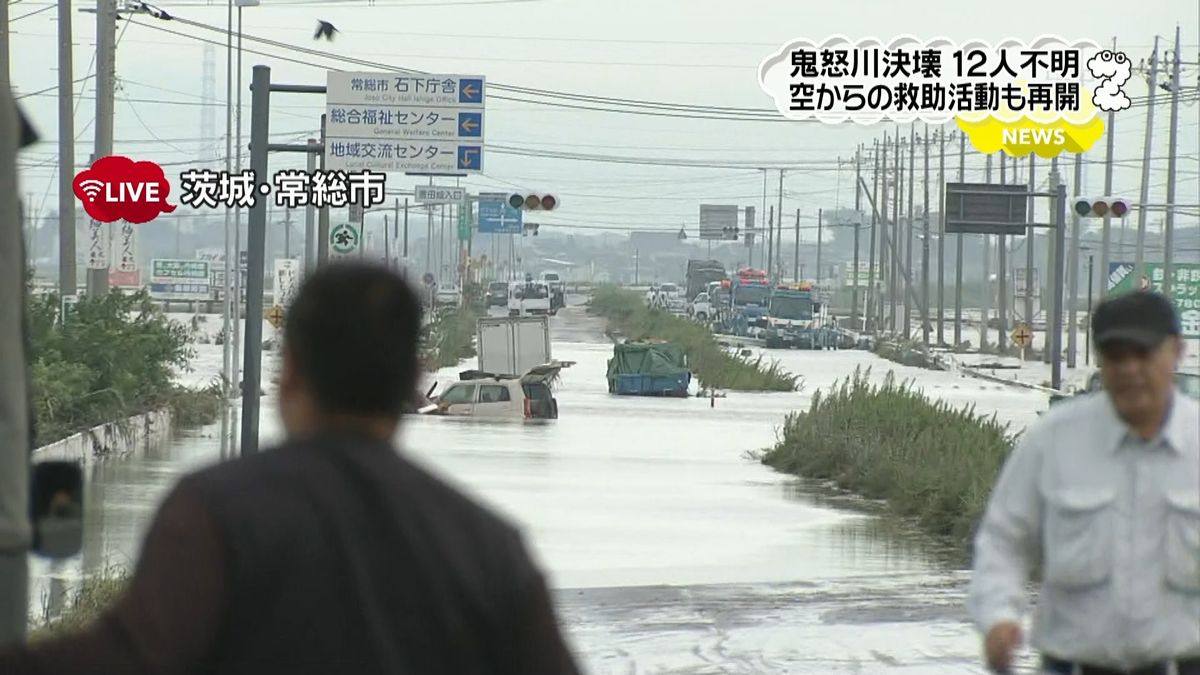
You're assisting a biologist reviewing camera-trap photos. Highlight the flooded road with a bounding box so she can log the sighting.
[31,303,1053,673]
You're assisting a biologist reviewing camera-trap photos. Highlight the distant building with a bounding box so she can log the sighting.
[629,230,682,253]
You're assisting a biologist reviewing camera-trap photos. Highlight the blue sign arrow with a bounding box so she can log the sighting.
[458,112,482,137]
[457,146,481,171]
[458,78,483,104]
[478,199,522,234]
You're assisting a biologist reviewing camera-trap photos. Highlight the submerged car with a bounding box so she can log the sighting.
[423,361,573,419]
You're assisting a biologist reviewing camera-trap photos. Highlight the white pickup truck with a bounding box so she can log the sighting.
[508,281,552,316]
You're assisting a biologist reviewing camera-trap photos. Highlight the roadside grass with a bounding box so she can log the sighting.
[588,286,800,392]
[760,367,1015,548]
[30,566,129,639]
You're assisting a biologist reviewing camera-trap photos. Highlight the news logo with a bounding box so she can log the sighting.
[73,156,177,224]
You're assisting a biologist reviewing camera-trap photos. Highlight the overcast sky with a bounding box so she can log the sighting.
[8,0,1199,246]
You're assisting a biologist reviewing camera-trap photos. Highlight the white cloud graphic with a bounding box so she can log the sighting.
[1086,50,1132,111]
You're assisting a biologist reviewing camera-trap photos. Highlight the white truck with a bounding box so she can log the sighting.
[475,315,552,377]
[508,280,552,316]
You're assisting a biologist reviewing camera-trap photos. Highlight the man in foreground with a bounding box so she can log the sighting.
[0,263,582,674]
[968,291,1199,675]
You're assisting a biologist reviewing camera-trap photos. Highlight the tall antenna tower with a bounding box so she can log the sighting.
[200,43,218,161]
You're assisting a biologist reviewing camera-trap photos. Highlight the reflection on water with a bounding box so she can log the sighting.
[29,308,1043,621]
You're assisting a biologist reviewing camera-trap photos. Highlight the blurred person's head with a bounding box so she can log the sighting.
[279,263,422,441]
[1093,291,1183,434]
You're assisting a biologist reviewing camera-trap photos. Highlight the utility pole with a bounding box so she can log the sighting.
[937,129,946,346]
[776,169,784,284]
[866,140,879,332]
[760,169,768,270]
[58,0,77,296]
[982,154,992,351]
[316,116,329,265]
[905,125,915,340]
[794,208,801,282]
[891,131,901,332]
[1050,167,1067,390]
[1162,26,1182,296]
[1045,158,1059,365]
[1100,37,1117,298]
[89,0,117,297]
[1025,156,1036,348]
[304,139,317,274]
[875,136,888,332]
[852,145,863,324]
[955,132,965,349]
[815,208,822,284]
[402,198,409,260]
[283,207,292,259]
[767,205,774,279]
[1068,153,1082,368]
[921,125,931,349]
[1133,37,1160,284]
[997,153,1008,353]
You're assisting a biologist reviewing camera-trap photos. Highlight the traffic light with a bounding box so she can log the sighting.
[722,225,739,240]
[1073,196,1130,219]
[523,222,540,236]
[508,193,558,211]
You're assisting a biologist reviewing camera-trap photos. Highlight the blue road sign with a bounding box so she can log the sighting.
[478,199,522,234]
[457,146,482,171]
[459,78,483,104]
[458,112,482,137]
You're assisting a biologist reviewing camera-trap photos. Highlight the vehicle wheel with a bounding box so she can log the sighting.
[696,312,707,322]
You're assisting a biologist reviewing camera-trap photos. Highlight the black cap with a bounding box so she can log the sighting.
[1092,291,1180,350]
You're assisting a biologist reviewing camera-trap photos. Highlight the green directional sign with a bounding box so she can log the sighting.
[457,200,472,241]
[1108,261,1200,338]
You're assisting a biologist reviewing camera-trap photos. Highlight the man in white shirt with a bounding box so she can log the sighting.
[969,291,1200,675]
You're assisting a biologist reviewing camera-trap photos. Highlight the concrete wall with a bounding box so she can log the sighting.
[31,409,173,465]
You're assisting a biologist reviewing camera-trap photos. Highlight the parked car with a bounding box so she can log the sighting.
[424,362,573,419]
[486,281,508,307]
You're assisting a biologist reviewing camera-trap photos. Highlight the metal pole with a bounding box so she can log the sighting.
[89,0,116,296]
[1045,158,1058,364]
[304,139,316,274]
[283,207,292,259]
[231,7,244,398]
[1162,26,1182,296]
[776,169,784,284]
[760,169,768,270]
[955,132,965,349]
[891,131,901,332]
[222,0,234,395]
[1068,154,1082,368]
[403,198,409,259]
[922,126,931,348]
[983,154,993,351]
[392,198,400,269]
[1100,37,1117,298]
[317,116,329,265]
[1133,37,1160,284]
[767,205,774,278]
[240,64,270,456]
[1086,254,1094,366]
[852,145,862,323]
[0,78,32,646]
[905,124,915,339]
[1025,156,1036,346]
[997,153,1008,352]
[815,208,822,284]
[937,130,946,346]
[1052,181,1067,390]
[794,208,801,282]
[57,0,77,297]
[867,140,880,332]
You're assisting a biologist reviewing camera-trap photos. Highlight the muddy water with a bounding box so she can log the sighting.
[30,305,1051,673]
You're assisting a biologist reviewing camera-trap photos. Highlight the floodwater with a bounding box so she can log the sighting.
[29,303,1054,674]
